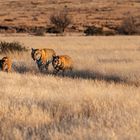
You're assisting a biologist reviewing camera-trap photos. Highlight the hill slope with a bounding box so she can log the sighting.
[0,0,140,32]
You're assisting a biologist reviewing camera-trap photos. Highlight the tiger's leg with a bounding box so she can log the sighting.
[6,66,10,73]
[1,63,4,71]
[62,69,65,77]
[2,64,8,72]
[38,65,42,72]
[37,63,41,71]
[38,65,45,72]
[6,69,9,73]
[45,63,49,71]
[70,67,73,72]
[53,67,60,75]
[4,68,9,73]
[7,64,12,73]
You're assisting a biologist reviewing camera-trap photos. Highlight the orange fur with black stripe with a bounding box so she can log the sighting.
[52,55,73,74]
[31,48,56,71]
[0,57,12,72]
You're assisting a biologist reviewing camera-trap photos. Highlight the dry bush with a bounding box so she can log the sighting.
[46,26,62,34]
[118,16,140,35]
[0,41,27,54]
[84,25,103,36]
[50,7,71,34]
[31,27,46,36]
[15,26,28,33]
[84,25,116,36]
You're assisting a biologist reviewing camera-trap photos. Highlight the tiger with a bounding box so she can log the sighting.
[52,55,73,74]
[0,56,12,72]
[31,48,56,72]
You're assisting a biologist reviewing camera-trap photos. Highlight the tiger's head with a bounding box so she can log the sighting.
[31,48,42,61]
[2,60,8,71]
[52,55,59,66]
[0,57,11,72]
[0,59,4,69]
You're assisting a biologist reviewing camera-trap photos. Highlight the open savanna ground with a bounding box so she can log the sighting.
[0,35,140,140]
[0,0,140,32]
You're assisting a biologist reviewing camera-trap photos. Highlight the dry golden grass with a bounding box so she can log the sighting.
[0,35,140,140]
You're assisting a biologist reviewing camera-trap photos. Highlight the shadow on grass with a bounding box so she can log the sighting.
[47,70,139,87]
[54,70,127,84]
[12,61,37,74]
[12,62,139,86]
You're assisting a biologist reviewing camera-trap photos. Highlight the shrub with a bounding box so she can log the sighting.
[84,25,103,36]
[15,26,28,33]
[0,41,27,53]
[50,7,71,34]
[118,16,138,35]
[31,27,46,36]
[46,26,61,34]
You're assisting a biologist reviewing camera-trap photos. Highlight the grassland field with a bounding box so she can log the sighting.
[0,35,140,140]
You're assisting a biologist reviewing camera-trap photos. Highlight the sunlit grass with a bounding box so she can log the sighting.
[0,36,140,140]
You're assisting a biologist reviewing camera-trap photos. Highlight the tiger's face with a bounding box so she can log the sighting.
[2,61,8,71]
[0,57,11,72]
[31,48,42,61]
[0,60,4,70]
[52,56,59,67]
